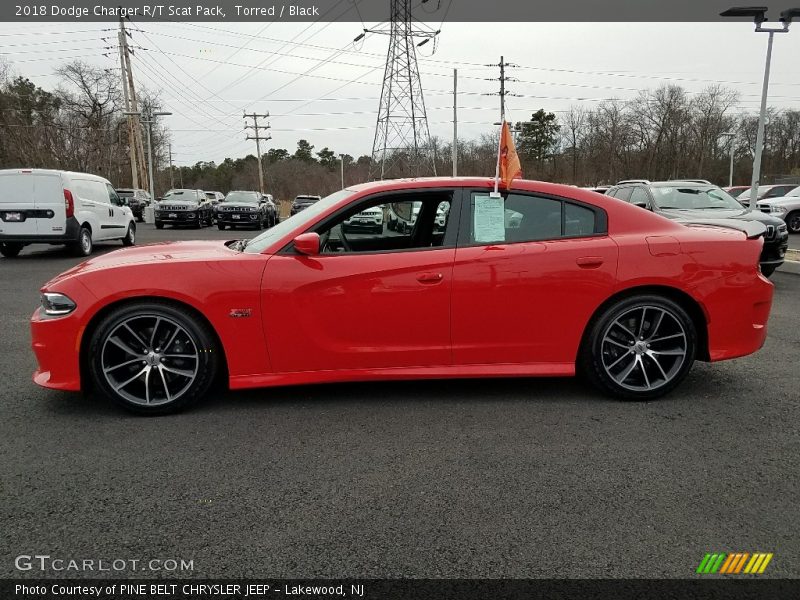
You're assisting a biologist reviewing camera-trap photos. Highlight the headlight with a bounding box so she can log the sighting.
[771,205,788,215]
[41,292,76,316]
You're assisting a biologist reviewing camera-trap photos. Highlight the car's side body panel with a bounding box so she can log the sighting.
[29,177,774,397]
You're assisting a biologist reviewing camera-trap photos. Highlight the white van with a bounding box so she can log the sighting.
[0,169,136,258]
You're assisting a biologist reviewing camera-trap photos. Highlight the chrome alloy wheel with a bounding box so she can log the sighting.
[100,315,199,406]
[600,305,688,392]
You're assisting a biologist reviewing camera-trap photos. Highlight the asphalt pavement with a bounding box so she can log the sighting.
[1,224,799,579]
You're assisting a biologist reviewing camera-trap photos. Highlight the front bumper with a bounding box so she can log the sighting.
[759,235,789,266]
[154,211,199,224]
[30,306,83,391]
[217,212,261,224]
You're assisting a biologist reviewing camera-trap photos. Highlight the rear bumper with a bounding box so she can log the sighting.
[0,216,80,244]
[703,271,774,362]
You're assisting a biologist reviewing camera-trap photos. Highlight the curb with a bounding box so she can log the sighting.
[778,248,800,275]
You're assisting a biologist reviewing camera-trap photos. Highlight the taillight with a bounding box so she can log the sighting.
[64,189,74,218]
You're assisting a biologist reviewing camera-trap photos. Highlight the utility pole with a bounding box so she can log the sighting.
[244,112,270,194]
[119,18,147,189]
[486,56,517,122]
[340,153,345,189]
[168,142,175,189]
[365,0,439,179]
[118,17,140,188]
[452,68,458,177]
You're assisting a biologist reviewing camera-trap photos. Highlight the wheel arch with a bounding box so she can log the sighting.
[579,284,710,363]
[79,295,229,392]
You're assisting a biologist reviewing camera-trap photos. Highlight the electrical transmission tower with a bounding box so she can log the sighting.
[244,112,271,194]
[367,0,439,180]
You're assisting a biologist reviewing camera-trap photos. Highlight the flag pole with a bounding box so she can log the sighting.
[494,123,502,195]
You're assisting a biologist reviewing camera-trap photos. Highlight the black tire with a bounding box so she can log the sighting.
[579,294,697,401]
[70,226,93,257]
[122,223,136,247]
[217,223,226,231]
[760,264,777,278]
[786,211,800,234]
[0,242,23,258]
[87,301,220,415]
[155,221,164,230]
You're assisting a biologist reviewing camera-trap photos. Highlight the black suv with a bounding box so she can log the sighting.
[115,188,151,222]
[216,191,270,230]
[605,181,789,277]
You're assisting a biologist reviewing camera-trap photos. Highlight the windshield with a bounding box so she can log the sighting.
[225,191,260,204]
[294,196,319,205]
[116,190,134,197]
[244,189,352,254]
[651,186,743,210]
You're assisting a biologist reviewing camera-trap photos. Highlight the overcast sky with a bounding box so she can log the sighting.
[2,21,799,166]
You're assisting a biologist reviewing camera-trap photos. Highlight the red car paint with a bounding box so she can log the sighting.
[31,178,773,394]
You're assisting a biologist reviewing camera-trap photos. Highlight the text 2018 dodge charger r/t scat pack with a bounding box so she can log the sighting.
[31,178,774,414]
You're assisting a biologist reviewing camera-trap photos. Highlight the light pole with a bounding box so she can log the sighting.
[125,110,172,201]
[720,132,736,187]
[721,7,797,209]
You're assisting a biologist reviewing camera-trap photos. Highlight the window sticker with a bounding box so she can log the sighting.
[473,194,506,243]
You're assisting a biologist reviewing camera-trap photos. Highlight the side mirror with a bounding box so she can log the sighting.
[294,232,320,256]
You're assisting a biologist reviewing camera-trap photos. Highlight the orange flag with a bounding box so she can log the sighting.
[498,120,522,189]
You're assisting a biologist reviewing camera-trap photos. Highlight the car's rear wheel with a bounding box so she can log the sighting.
[217,223,226,230]
[786,211,800,234]
[580,295,696,400]
[70,226,93,257]
[88,302,219,414]
[122,223,136,246]
[0,242,23,258]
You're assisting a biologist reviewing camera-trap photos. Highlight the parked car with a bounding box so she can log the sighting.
[0,168,136,258]
[154,189,213,229]
[290,194,322,216]
[737,184,798,205]
[605,181,788,276]
[261,194,278,227]
[216,191,270,230]
[31,177,773,414]
[757,185,800,233]
[722,185,750,198]
[204,191,225,205]
[116,188,152,222]
[343,205,384,234]
[582,186,611,194]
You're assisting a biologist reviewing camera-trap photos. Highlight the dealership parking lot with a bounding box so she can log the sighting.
[1,225,799,578]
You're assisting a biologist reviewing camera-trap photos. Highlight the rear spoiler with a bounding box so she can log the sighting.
[674,218,766,240]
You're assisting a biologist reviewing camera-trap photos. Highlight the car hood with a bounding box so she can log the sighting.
[157,199,201,208]
[758,196,800,207]
[658,207,784,226]
[44,241,239,286]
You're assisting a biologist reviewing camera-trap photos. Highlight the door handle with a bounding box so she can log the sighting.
[416,272,444,284]
[576,256,604,268]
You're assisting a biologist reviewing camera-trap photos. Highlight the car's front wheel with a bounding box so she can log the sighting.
[88,302,220,414]
[155,221,164,230]
[786,211,800,234]
[580,295,696,400]
[760,264,777,278]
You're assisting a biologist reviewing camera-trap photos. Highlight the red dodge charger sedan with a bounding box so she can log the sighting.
[31,178,773,414]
